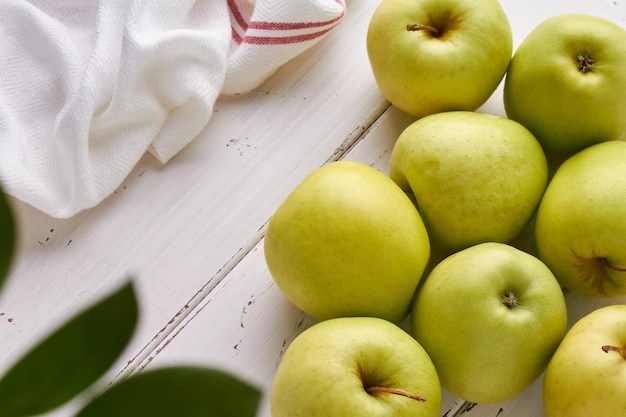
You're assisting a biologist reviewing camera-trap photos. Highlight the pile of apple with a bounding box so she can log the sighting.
[264,1,626,416]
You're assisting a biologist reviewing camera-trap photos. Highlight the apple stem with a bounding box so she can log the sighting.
[576,54,595,73]
[366,386,427,402]
[406,23,440,38]
[603,258,626,272]
[602,345,626,359]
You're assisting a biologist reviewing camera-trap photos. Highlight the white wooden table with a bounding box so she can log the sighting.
[2,1,625,416]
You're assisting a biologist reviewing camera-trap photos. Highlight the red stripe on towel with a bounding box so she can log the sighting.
[228,0,345,45]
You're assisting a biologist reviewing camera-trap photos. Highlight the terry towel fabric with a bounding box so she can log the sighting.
[0,0,346,218]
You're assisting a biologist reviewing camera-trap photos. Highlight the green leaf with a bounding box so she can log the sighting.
[0,182,16,292]
[75,366,262,417]
[0,282,139,417]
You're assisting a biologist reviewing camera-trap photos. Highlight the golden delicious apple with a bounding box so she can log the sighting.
[366,0,512,117]
[389,111,548,253]
[535,140,626,297]
[412,242,567,403]
[264,161,430,322]
[271,317,442,417]
[543,304,626,417]
[504,14,626,157]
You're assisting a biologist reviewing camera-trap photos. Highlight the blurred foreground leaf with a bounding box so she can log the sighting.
[0,183,16,292]
[75,366,261,417]
[0,282,138,417]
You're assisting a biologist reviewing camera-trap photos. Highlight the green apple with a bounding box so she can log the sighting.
[543,304,626,417]
[504,14,626,157]
[389,111,548,253]
[264,160,430,323]
[270,317,442,417]
[366,0,512,118]
[534,140,626,297]
[411,242,567,403]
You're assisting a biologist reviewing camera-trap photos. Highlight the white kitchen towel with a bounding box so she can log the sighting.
[0,0,346,218]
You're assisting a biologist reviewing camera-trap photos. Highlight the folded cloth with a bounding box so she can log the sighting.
[0,0,346,218]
